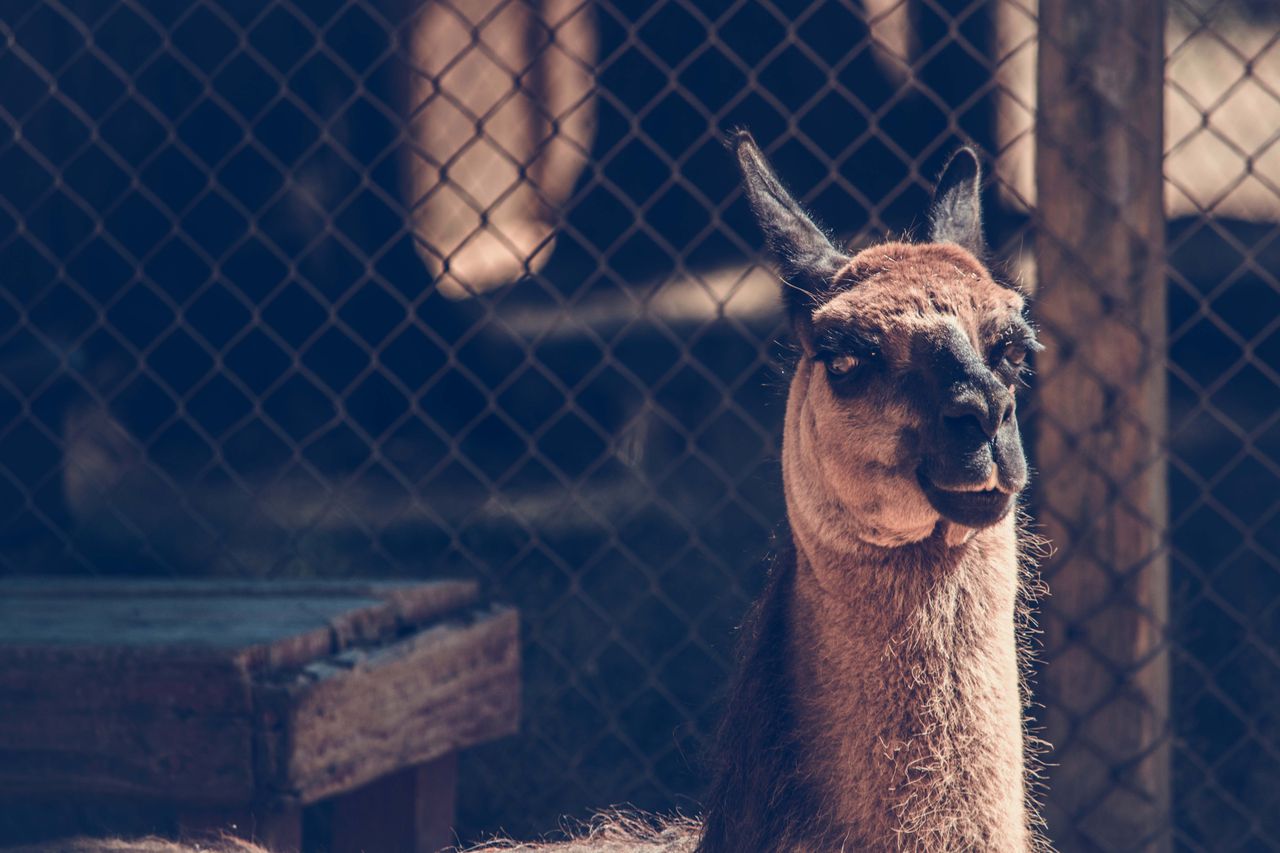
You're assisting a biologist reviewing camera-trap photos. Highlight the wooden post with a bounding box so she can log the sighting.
[1035,1,1170,851]
[327,753,459,853]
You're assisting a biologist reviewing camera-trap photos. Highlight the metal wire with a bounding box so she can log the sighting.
[0,0,1275,846]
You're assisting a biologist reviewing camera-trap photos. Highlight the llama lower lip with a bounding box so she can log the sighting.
[917,472,1015,528]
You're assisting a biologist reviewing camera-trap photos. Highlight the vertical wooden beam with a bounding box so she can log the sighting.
[1035,1,1170,851]
[326,753,458,853]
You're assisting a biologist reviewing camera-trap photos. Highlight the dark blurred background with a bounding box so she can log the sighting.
[0,0,1276,849]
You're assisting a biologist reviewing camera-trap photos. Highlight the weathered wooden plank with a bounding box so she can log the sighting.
[264,606,521,804]
[0,580,489,805]
[0,721,255,802]
[324,581,481,642]
[0,655,250,708]
[0,597,367,652]
[0,578,516,847]
[0,579,476,606]
[0,579,478,672]
[0,657,256,801]
[1036,1,1171,850]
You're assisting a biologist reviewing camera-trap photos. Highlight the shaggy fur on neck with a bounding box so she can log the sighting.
[694,519,1047,853]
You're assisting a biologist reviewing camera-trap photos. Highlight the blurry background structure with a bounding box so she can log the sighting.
[0,0,1276,849]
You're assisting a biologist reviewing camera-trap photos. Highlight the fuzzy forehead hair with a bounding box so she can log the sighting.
[813,242,1024,337]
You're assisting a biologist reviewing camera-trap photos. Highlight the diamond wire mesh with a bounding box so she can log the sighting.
[1164,1,1280,849]
[0,0,1274,847]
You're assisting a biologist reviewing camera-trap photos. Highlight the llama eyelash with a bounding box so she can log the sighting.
[812,326,882,361]
[994,337,1042,386]
[811,348,879,367]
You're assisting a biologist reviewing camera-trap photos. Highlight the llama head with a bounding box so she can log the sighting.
[734,131,1039,550]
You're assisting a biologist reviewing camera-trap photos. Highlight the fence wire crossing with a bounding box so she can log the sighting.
[0,0,1276,847]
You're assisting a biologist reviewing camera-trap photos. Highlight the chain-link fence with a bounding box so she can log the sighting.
[1164,2,1280,848]
[0,0,1275,849]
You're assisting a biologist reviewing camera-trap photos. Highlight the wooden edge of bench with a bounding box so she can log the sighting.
[256,605,521,804]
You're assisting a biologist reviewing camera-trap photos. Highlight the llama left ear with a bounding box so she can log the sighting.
[928,147,985,256]
[732,130,849,315]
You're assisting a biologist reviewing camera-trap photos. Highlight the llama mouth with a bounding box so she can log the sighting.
[917,471,1016,529]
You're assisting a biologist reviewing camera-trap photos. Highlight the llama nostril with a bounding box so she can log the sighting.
[941,397,1006,440]
[942,412,990,443]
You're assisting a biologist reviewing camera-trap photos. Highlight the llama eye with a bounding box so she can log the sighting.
[991,341,1027,369]
[825,353,860,376]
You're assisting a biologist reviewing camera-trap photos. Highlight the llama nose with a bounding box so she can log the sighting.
[941,388,1012,439]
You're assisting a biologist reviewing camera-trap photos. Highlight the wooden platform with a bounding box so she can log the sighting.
[0,579,520,852]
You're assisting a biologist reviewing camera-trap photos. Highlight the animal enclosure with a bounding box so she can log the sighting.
[0,0,1275,849]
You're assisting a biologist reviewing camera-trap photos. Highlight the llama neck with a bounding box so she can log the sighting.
[787,520,1032,851]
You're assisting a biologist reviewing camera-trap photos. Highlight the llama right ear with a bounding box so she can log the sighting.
[732,131,848,314]
[928,147,986,256]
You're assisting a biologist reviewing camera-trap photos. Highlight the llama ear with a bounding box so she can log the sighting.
[928,147,986,256]
[731,130,848,313]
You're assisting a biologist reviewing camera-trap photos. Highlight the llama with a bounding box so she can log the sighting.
[692,132,1048,852]
[463,134,1048,852]
[12,133,1046,853]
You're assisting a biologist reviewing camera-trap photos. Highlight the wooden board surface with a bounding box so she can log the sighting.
[0,580,519,807]
[0,579,477,671]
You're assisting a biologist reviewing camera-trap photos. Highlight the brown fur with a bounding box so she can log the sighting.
[785,518,1030,850]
